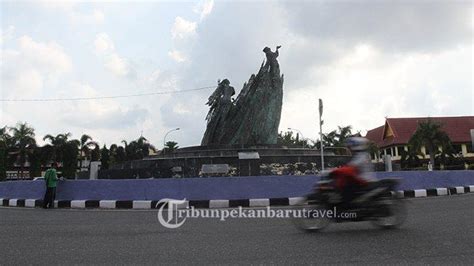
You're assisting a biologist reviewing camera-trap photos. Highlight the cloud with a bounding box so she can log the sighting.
[280,44,473,137]
[18,36,72,74]
[104,53,130,77]
[194,0,214,21]
[94,33,115,53]
[56,83,149,130]
[283,1,472,53]
[168,50,186,63]
[70,9,105,24]
[36,0,76,11]
[62,105,149,130]
[1,35,72,98]
[0,25,15,45]
[171,17,197,40]
[93,33,135,78]
[36,1,104,24]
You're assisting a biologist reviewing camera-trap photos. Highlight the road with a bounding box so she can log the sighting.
[1,194,473,265]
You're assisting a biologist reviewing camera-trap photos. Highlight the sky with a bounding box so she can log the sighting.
[1,0,473,149]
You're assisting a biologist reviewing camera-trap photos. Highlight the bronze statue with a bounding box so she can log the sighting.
[201,79,235,145]
[262,45,281,71]
[201,46,284,146]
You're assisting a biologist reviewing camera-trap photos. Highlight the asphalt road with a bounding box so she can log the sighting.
[1,194,473,265]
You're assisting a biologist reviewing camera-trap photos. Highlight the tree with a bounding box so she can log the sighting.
[62,141,79,178]
[11,122,36,179]
[115,146,126,163]
[137,136,155,158]
[277,131,308,147]
[79,134,97,170]
[43,133,72,162]
[90,143,101,161]
[43,133,80,178]
[0,126,11,180]
[28,145,43,177]
[323,125,353,147]
[408,119,453,169]
[367,141,380,160]
[400,146,421,170]
[100,145,110,170]
[335,125,353,146]
[122,136,156,161]
[163,141,179,153]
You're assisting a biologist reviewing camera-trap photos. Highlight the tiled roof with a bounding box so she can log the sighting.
[365,116,474,148]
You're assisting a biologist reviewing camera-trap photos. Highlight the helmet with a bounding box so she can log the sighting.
[345,137,369,152]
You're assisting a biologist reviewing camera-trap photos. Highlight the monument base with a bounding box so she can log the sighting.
[100,145,350,179]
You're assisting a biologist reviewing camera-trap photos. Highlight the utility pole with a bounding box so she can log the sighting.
[319,99,324,171]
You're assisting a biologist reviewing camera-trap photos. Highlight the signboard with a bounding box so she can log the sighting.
[201,164,230,174]
[171,166,182,172]
[238,152,260,160]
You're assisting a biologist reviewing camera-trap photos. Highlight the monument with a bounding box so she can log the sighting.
[201,45,283,145]
[101,46,350,179]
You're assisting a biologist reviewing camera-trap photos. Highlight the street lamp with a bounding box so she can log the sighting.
[288,127,306,148]
[163,128,180,151]
[319,98,324,171]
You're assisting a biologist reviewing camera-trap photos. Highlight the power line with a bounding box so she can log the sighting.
[0,85,216,102]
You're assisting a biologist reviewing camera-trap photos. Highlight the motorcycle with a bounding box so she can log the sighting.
[292,168,407,232]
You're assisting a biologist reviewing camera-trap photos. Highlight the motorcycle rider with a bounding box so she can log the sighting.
[331,137,376,205]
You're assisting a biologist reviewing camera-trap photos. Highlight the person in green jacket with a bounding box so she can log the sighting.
[42,162,58,209]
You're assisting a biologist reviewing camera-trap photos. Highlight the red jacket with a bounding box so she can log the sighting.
[330,166,368,190]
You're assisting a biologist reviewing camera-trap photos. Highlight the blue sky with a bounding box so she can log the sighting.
[1,0,473,149]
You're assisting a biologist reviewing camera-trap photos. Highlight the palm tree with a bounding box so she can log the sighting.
[11,122,36,179]
[122,137,156,161]
[79,134,97,171]
[0,126,11,180]
[90,143,101,162]
[164,141,179,153]
[43,133,80,178]
[115,146,126,163]
[28,144,43,177]
[277,131,310,147]
[109,144,118,165]
[400,145,421,170]
[43,133,71,162]
[335,125,353,146]
[62,139,80,178]
[408,119,452,169]
[367,141,380,161]
[137,136,156,157]
[323,130,337,147]
[322,125,353,147]
[100,145,110,170]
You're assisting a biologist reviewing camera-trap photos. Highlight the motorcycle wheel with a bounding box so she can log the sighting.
[371,196,407,229]
[291,198,331,232]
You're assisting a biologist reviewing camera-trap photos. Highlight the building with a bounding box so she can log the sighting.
[365,116,474,167]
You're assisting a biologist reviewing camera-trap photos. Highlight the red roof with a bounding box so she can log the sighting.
[365,116,474,148]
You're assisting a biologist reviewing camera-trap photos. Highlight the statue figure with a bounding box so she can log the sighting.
[201,79,235,145]
[201,46,284,146]
[262,45,281,72]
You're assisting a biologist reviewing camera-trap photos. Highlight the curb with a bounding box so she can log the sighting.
[1,185,473,210]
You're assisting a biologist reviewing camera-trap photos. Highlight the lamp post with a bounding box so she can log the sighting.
[319,99,324,171]
[163,128,180,152]
[287,127,306,148]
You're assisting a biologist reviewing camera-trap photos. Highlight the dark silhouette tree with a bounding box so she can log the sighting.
[163,141,179,153]
[11,122,36,179]
[100,145,110,170]
[408,119,453,169]
[79,134,97,170]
